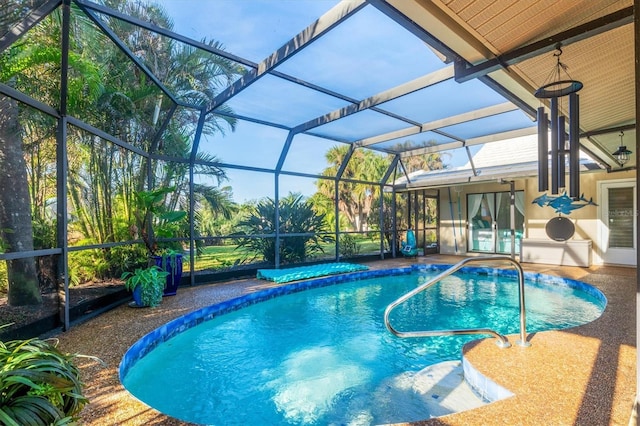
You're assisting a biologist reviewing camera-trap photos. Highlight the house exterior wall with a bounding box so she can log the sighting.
[437,169,637,266]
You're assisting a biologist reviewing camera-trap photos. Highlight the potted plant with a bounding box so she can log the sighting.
[121,266,168,307]
[134,186,187,296]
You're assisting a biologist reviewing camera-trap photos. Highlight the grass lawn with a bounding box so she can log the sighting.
[193,238,385,271]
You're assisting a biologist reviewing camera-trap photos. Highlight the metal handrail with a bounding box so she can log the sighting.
[384,256,530,349]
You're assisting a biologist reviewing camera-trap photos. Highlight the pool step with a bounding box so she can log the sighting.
[411,360,488,418]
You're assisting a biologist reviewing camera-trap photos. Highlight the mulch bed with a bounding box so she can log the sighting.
[0,280,127,340]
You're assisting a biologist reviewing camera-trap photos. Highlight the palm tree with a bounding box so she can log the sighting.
[0,4,101,305]
[0,0,245,303]
[316,145,389,232]
[64,1,242,252]
[392,139,448,172]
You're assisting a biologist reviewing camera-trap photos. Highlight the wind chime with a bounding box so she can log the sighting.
[535,45,582,198]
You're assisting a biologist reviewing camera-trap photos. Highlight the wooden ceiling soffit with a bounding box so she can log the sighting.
[454,6,633,83]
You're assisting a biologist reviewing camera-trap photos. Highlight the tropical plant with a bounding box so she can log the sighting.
[121,265,168,307]
[194,184,238,240]
[315,145,390,232]
[339,233,360,258]
[134,186,187,256]
[316,143,446,238]
[0,335,88,425]
[1,0,242,298]
[235,193,334,264]
[0,3,102,305]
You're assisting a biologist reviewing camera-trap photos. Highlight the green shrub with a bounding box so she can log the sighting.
[235,193,334,265]
[0,336,88,425]
[339,234,360,258]
[67,245,148,286]
[106,245,148,276]
[0,262,7,295]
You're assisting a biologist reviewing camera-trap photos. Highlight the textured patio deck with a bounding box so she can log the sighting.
[52,255,636,425]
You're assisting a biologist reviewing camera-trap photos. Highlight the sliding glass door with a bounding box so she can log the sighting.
[467,193,494,252]
[467,191,524,254]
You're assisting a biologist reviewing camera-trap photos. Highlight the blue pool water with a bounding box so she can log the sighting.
[120,265,605,425]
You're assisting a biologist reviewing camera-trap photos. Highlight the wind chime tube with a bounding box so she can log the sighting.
[569,93,580,198]
[557,115,566,189]
[537,107,549,191]
[550,97,559,194]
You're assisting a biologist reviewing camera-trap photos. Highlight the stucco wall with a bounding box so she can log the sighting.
[437,169,636,265]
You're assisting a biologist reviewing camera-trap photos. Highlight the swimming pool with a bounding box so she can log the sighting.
[120,264,605,425]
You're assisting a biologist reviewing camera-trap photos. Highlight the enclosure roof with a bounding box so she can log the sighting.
[2,0,635,183]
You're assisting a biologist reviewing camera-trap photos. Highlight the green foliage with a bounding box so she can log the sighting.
[194,184,238,239]
[367,192,396,251]
[0,337,88,425]
[0,263,7,295]
[32,218,56,250]
[67,249,111,286]
[236,193,334,265]
[339,234,360,258]
[121,266,168,308]
[107,245,149,276]
[134,187,187,256]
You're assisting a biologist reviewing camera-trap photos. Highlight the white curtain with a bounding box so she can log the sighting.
[495,193,503,222]
[486,193,495,225]
[468,194,483,222]
[515,191,525,215]
[467,193,484,251]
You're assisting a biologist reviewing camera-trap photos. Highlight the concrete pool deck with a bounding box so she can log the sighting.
[53,255,636,425]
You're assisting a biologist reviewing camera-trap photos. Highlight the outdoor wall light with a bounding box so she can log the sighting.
[612,131,632,166]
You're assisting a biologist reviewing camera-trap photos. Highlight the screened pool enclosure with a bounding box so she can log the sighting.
[3,0,614,336]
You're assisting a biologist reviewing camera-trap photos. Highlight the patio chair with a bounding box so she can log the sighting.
[401,229,419,257]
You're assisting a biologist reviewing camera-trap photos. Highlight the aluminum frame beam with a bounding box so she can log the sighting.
[208,0,367,112]
[75,0,254,68]
[294,66,454,134]
[355,101,518,148]
[399,126,538,158]
[0,0,61,53]
[0,82,59,117]
[66,116,147,157]
[75,0,406,127]
[370,0,538,119]
[76,4,185,107]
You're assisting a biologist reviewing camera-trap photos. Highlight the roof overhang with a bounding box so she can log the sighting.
[389,0,635,171]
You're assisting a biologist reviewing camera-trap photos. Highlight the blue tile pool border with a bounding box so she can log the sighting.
[118,263,607,382]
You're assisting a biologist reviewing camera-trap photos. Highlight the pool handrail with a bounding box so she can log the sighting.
[383,256,530,349]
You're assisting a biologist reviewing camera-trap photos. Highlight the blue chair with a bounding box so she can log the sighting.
[401,229,419,257]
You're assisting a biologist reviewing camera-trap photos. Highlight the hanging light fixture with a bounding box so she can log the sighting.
[612,131,632,166]
[534,44,582,198]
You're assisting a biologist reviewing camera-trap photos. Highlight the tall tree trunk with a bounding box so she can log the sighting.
[0,94,42,305]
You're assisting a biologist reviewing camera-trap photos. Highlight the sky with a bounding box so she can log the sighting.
[154,1,525,203]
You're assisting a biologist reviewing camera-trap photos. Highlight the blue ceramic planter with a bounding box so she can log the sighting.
[153,253,183,296]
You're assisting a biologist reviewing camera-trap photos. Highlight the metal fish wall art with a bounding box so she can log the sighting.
[532,192,597,215]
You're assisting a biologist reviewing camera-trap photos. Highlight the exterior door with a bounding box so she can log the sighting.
[467,193,495,252]
[598,179,636,265]
[467,191,524,255]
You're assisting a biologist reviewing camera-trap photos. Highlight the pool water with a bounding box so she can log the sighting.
[121,268,605,425]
